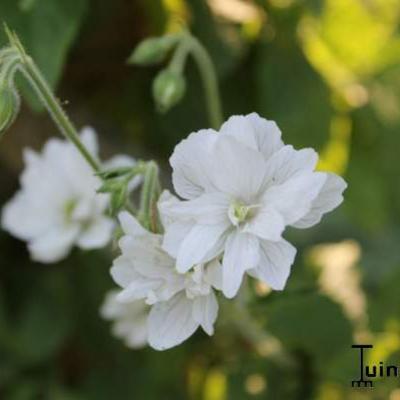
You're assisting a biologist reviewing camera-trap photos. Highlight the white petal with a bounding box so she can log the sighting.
[204,259,223,290]
[77,216,114,249]
[80,126,99,156]
[117,236,174,279]
[161,192,230,225]
[162,220,193,258]
[100,291,149,349]
[118,211,148,237]
[117,233,183,303]
[176,224,228,273]
[124,316,148,348]
[159,191,205,258]
[110,255,140,288]
[111,250,175,304]
[265,172,327,225]
[116,279,161,303]
[263,145,318,187]
[28,224,80,263]
[42,130,100,195]
[248,239,296,290]
[170,129,218,199]
[1,191,58,240]
[292,173,347,229]
[158,190,180,230]
[72,198,93,221]
[222,231,260,298]
[243,206,285,241]
[210,135,268,202]
[220,113,283,160]
[100,290,124,319]
[192,292,218,335]
[148,293,198,350]
[22,146,73,199]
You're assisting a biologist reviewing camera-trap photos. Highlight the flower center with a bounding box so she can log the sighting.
[228,200,252,226]
[64,198,77,222]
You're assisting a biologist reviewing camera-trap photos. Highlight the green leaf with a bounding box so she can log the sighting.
[12,290,72,365]
[264,292,353,371]
[4,380,41,400]
[0,0,88,110]
[255,38,332,150]
[368,261,400,331]
[1,269,74,366]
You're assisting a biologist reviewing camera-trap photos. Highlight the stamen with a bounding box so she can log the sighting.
[228,200,253,226]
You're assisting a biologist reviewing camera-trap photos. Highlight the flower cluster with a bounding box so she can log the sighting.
[2,113,347,350]
[103,113,347,350]
[1,127,139,263]
[104,207,221,350]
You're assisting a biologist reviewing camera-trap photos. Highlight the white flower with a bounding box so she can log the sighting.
[159,113,347,298]
[1,127,139,263]
[110,211,221,350]
[100,290,149,349]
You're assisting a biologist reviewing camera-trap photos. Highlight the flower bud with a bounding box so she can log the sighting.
[0,83,19,138]
[97,179,122,194]
[128,34,180,66]
[152,69,186,113]
[110,185,128,216]
[97,178,129,216]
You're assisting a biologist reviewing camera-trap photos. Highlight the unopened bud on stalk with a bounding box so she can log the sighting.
[152,69,186,113]
[110,184,128,216]
[0,83,20,138]
[97,178,129,216]
[128,34,180,66]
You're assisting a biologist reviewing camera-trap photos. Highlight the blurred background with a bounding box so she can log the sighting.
[1,0,400,398]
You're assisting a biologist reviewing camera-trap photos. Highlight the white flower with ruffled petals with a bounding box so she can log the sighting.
[159,113,347,298]
[110,211,221,350]
[1,127,139,263]
[100,290,149,349]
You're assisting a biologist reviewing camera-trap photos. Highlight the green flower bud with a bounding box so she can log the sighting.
[152,69,186,113]
[0,83,19,138]
[97,179,122,194]
[97,177,130,216]
[109,184,128,216]
[128,34,180,66]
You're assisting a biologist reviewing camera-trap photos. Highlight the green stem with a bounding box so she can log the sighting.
[169,38,190,75]
[4,27,100,172]
[19,58,100,172]
[186,34,223,130]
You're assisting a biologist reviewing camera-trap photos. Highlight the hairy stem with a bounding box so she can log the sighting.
[2,27,100,172]
[19,59,100,172]
[169,37,190,75]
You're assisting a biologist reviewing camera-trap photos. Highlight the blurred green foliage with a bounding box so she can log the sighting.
[2,0,400,399]
[0,0,88,110]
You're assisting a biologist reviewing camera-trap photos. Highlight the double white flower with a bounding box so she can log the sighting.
[1,113,347,351]
[110,210,221,350]
[159,113,347,298]
[1,128,139,263]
